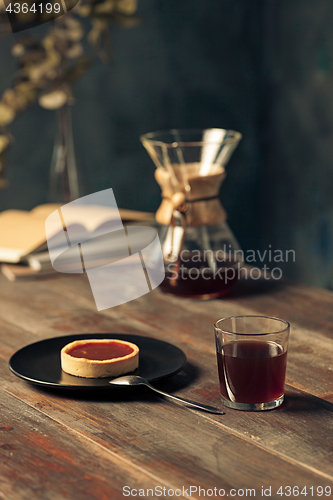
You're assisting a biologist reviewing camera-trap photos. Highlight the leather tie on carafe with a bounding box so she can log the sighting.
[154,165,227,286]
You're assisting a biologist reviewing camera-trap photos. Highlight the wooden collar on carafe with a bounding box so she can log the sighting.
[154,166,228,285]
[154,166,227,227]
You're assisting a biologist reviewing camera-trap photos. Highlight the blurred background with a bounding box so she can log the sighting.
[1,0,333,288]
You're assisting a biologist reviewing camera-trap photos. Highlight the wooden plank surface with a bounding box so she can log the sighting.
[7,273,331,402]
[0,274,333,499]
[0,390,171,500]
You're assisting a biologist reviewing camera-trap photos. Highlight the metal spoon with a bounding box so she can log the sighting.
[109,375,225,415]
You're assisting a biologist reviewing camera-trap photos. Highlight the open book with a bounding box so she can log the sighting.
[0,203,155,265]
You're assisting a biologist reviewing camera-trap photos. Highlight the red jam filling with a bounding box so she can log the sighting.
[67,341,134,360]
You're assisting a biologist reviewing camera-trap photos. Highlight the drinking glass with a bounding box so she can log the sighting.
[214,315,290,411]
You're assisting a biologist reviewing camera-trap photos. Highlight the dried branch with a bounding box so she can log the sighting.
[0,0,139,185]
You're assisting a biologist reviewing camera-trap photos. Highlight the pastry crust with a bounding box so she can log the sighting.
[61,339,139,378]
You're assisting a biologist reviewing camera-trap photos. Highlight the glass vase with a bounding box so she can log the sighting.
[48,104,82,204]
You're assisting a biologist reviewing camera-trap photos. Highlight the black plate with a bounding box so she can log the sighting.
[9,334,187,389]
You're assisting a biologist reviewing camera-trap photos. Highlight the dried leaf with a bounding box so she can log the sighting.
[27,49,62,81]
[64,16,82,29]
[87,25,101,48]
[15,85,37,110]
[15,81,36,92]
[2,85,37,114]
[116,0,137,15]
[11,43,26,57]
[45,68,58,79]
[66,43,84,59]
[18,48,45,67]
[11,71,31,87]
[112,12,141,27]
[52,27,70,40]
[11,37,41,57]
[67,26,85,42]
[0,181,8,188]
[94,0,115,15]
[91,10,140,27]
[64,17,85,41]
[0,135,10,154]
[54,38,70,55]
[77,4,92,17]
[0,103,15,126]
[2,91,27,114]
[39,89,68,110]
[2,90,17,108]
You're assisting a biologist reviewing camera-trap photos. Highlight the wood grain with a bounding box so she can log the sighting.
[0,274,333,499]
[3,274,331,402]
[0,390,175,500]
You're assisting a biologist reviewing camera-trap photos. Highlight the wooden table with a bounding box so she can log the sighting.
[0,273,333,499]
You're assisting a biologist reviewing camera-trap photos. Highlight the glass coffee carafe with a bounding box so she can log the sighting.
[141,128,242,299]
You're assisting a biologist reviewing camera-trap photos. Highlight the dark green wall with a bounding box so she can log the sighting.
[1,0,333,288]
[260,1,333,287]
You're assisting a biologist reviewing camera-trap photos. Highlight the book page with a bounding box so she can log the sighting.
[0,211,49,262]
[0,194,155,263]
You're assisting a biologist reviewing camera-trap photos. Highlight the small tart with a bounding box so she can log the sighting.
[61,339,139,378]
